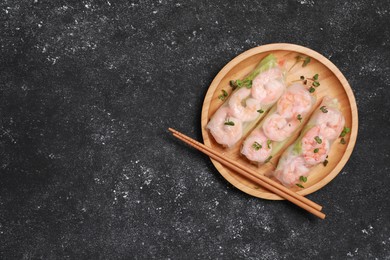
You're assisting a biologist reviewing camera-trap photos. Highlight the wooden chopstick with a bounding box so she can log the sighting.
[169,128,325,219]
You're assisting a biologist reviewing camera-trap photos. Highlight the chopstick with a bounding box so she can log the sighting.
[168,128,325,219]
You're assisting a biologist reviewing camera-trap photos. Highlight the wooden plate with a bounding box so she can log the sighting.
[201,43,358,200]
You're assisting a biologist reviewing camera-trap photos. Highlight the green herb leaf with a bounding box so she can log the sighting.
[229,80,237,89]
[309,87,315,93]
[218,89,229,100]
[303,57,311,67]
[340,137,346,144]
[252,142,262,151]
[257,109,264,114]
[243,79,252,89]
[297,114,302,122]
[323,159,329,167]
[299,176,307,183]
[312,81,320,87]
[314,136,322,144]
[224,120,235,126]
[264,156,272,163]
[237,80,242,87]
[314,148,319,153]
[229,80,241,90]
[313,74,319,80]
[340,127,351,137]
[290,56,311,71]
[296,183,305,188]
[267,140,272,149]
[320,106,328,113]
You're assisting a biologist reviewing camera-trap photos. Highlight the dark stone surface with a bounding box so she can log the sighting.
[1,0,389,259]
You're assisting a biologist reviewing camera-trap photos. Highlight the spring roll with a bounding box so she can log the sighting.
[207,54,286,147]
[273,96,345,187]
[241,83,316,164]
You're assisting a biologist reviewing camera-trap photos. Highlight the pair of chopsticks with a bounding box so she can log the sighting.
[168,128,325,219]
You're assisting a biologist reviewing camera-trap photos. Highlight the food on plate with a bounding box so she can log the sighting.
[240,128,272,163]
[206,107,243,147]
[276,83,313,119]
[241,83,316,164]
[207,54,286,147]
[273,96,346,187]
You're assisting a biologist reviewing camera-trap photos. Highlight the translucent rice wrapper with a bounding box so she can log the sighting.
[241,83,316,164]
[207,54,286,148]
[273,96,345,187]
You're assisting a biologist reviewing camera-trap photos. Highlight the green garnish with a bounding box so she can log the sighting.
[320,106,328,113]
[297,114,302,122]
[242,79,252,88]
[296,74,320,89]
[296,183,305,188]
[340,127,351,137]
[299,176,307,183]
[312,81,320,87]
[289,55,312,72]
[224,120,235,126]
[230,79,252,89]
[314,136,322,144]
[252,142,262,151]
[231,54,276,90]
[218,89,229,101]
[323,159,329,167]
[314,148,319,153]
[302,57,311,67]
[264,156,272,163]
[257,109,264,114]
[229,80,238,90]
[267,140,272,149]
[340,137,346,144]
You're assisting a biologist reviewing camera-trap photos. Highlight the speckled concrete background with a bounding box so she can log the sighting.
[1,0,389,259]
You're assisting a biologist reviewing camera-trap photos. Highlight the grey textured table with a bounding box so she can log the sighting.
[1,0,389,259]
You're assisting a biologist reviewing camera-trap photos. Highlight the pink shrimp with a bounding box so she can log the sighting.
[241,129,272,163]
[301,126,330,165]
[274,155,310,187]
[315,107,345,140]
[228,87,261,122]
[262,114,300,142]
[251,67,285,105]
[207,107,243,147]
[277,83,313,119]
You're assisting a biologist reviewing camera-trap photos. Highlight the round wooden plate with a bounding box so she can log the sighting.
[201,43,358,200]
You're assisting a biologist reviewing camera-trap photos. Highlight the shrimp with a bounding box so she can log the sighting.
[274,155,310,187]
[262,114,299,142]
[315,107,345,140]
[277,83,313,119]
[228,87,261,122]
[241,129,272,163]
[251,67,285,105]
[207,107,243,147]
[301,126,330,165]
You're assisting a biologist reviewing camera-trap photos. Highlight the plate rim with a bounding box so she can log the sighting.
[201,43,358,200]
